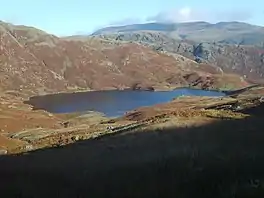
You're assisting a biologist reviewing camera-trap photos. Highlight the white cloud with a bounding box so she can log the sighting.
[147,7,208,23]
[178,7,192,20]
[98,6,255,32]
[147,7,252,23]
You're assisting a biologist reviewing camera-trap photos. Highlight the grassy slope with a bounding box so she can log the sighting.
[1,90,264,197]
[1,97,264,197]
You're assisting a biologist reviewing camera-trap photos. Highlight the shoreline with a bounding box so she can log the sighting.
[0,85,263,154]
[22,83,262,100]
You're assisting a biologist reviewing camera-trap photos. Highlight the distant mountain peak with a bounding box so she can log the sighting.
[91,21,264,46]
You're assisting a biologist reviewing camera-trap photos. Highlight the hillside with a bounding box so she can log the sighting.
[2,91,264,197]
[2,17,264,198]
[89,31,264,82]
[0,21,249,96]
[2,21,264,197]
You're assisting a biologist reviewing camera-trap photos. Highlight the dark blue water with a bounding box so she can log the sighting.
[25,88,225,117]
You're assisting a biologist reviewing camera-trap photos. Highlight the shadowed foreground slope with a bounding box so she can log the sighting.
[1,103,264,197]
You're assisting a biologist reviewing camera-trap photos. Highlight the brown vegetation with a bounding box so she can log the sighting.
[0,21,249,96]
[1,94,264,197]
[0,21,264,197]
[0,21,262,154]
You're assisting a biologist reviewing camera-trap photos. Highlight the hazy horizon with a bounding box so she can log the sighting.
[1,0,263,36]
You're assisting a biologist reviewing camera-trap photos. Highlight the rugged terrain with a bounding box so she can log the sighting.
[1,20,264,197]
[1,20,251,96]
[92,21,264,46]
[89,22,264,81]
[0,20,262,153]
[1,89,264,197]
[0,20,255,153]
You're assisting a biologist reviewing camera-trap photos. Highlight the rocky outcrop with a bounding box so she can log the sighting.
[0,149,7,155]
[91,32,264,83]
[0,21,248,96]
[131,83,155,91]
[92,21,264,46]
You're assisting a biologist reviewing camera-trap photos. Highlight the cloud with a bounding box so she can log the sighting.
[147,7,208,23]
[147,7,253,23]
[179,7,192,19]
[97,6,254,33]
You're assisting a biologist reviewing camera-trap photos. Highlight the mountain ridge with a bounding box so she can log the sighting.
[91,21,264,45]
[1,20,249,96]
[85,22,264,81]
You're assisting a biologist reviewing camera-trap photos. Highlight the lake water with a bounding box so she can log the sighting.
[25,88,226,117]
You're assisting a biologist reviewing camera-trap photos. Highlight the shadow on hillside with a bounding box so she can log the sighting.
[240,102,264,116]
[1,105,264,197]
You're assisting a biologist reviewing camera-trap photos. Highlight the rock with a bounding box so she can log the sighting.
[71,135,80,141]
[107,126,114,131]
[0,149,7,155]
[131,83,155,91]
[131,85,155,91]
[144,86,155,91]
[61,121,70,128]
[235,105,242,110]
[25,145,34,151]
[75,135,80,141]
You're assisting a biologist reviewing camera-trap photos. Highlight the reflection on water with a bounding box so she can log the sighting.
[25,88,225,117]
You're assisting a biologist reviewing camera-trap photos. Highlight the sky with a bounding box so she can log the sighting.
[0,0,263,36]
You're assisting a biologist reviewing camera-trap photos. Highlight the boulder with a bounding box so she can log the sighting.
[0,149,7,155]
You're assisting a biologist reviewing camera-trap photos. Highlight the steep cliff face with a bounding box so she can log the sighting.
[192,43,264,79]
